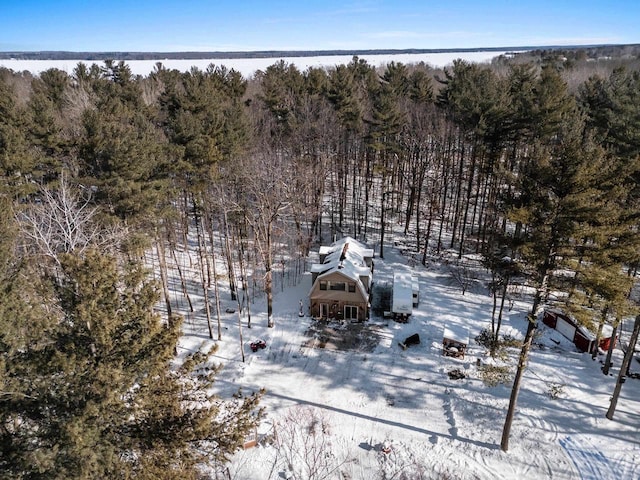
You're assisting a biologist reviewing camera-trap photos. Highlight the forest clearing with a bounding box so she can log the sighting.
[165,237,640,480]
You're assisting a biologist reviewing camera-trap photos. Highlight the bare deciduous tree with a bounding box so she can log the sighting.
[272,406,348,480]
[16,172,122,266]
[447,257,479,295]
[226,149,293,328]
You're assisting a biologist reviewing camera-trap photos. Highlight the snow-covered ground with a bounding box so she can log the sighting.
[0,51,511,78]
[167,239,640,480]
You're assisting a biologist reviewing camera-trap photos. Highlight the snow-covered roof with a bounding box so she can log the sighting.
[312,257,371,282]
[311,237,373,296]
[318,236,374,262]
[392,272,413,314]
[443,324,470,344]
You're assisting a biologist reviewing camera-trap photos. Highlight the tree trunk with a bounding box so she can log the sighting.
[458,143,477,258]
[495,277,510,346]
[606,314,640,420]
[205,213,223,340]
[592,306,609,361]
[501,270,548,451]
[225,223,245,363]
[222,210,238,301]
[195,212,214,340]
[155,233,172,320]
[363,149,372,239]
[236,303,246,364]
[266,266,274,328]
[414,177,423,251]
[236,225,251,329]
[501,316,536,452]
[169,234,193,313]
[379,185,387,259]
[450,137,465,249]
[490,277,498,342]
[421,197,434,266]
[602,317,619,376]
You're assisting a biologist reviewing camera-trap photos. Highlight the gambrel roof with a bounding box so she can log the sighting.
[310,237,373,297]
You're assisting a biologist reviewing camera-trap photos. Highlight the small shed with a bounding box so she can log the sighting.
[443,324,470,359]
[543,309,616,354]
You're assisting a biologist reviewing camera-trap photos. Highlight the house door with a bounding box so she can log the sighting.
[320,303,329,318]
[344,305,358,320]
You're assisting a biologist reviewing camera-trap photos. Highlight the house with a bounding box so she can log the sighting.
[309,237,374,322]
[543,309,616,354]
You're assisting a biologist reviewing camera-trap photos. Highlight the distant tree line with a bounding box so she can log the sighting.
[1,46,639,474]
[1,42,638,61]
[0,45,540,61]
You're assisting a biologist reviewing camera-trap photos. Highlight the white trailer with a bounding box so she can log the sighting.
[392,272,414,321]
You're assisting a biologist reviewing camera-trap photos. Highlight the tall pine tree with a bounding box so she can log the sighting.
[1,246,261,478]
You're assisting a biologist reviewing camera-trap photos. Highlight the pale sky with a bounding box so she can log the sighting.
[1,0,638,52]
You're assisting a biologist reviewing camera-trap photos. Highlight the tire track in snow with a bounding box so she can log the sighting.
[609,447,640,480]
[502,407,568,479]
[560,436,618,480]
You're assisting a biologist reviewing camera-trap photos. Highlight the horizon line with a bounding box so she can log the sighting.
[1,43,636,60]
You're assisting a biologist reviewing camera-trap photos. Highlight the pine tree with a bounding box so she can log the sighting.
[579,67,640,272]
[326,63,364,133]
[257,60,306,140]
[501,94,606,451]
[0,249,261,478]
[27,68,70,163]
[78,62,171,224]
[0,73,36,197]
[408,66,434,104]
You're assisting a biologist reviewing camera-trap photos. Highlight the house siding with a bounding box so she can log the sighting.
[309,271,369,321]
[543,310,616,354]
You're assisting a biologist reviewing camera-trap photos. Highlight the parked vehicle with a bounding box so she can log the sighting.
[250,339,267,352]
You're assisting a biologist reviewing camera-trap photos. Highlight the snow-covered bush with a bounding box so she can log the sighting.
[547,382,565,400]
[478,364,512,387]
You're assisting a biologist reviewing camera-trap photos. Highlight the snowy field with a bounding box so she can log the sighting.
[0,51,510,78]
[162,236,640,480]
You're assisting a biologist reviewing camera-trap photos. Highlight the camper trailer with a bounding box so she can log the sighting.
[392,272,414,321]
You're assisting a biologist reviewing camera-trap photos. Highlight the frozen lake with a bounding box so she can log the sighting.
[0,51,512,78]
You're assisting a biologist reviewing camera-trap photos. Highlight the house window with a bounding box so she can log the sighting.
[330,282,346,291]
[348,283,356,293]
[319,281,327,290]
[344,305,358,320]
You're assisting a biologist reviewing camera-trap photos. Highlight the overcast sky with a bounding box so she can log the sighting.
[1,0,638,52]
